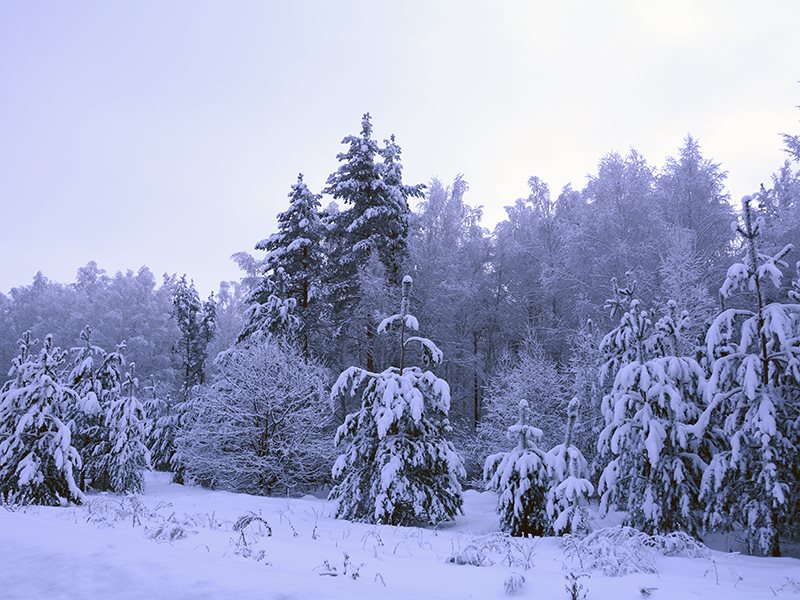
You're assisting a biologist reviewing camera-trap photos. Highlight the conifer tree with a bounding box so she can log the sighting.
[596,283,705,535]
[323,114,423,370]
[66,326,106,490]
[66,326,127,490]
[98,364,149,494]
[329,276,464,525]
[0,333,83,505]
[484,399,551,537]
[172,276,217,391]
[145,390,178,472]
[546,398,594,535]
[242,267,300,341]
[241,174,325,352]
[694,196,799,556]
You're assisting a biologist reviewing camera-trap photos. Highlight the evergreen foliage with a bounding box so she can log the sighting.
[66,328,127,491]
[241,174,325,350]
[546,398,594,535]
[98,365,149,494]
[172,275,217,390]
[329,276,464,525]
[484,400,550,537]
[694,196,799,556]
[596,283,705,535]
[0,333,83,505]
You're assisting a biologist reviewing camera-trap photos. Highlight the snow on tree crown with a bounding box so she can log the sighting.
[377,275,443,367]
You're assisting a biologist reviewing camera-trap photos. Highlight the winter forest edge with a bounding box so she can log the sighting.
[2,108,800,580]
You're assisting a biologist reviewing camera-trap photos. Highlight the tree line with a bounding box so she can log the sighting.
[1,111,798,556]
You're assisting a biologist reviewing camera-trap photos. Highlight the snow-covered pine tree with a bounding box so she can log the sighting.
[170,277,216,483]
[322,114,423,370]
[240,174,325,352]
[469,335,566,484]
[694,196,799,556]
[596,284,705,535]
[329,276,464,525]
[242,266,300,341]
[484,399,551,537]
[0,333,83,505]
[147,395,174,471]
[546,398,594,535]
[144,386,178,472]
[172,275,217,390]
[375,134,425,282]
[97,364,149,494]
[66,326,107,490]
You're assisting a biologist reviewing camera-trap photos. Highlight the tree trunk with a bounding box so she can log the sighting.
[473,331,480,429]
[366,318,375,372]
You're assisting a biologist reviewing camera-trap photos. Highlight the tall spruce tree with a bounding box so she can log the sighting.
[694,196,799,556]
[0,333,83,505]
[241,174,325,352]
[323,114,423,370]
[329,276,464,525]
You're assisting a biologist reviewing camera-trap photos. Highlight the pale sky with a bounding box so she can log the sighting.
[1,0,798,295]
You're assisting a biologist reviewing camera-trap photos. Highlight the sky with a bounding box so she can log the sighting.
[1,0,798,296]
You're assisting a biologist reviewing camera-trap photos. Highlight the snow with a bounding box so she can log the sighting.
[1,472,798,600]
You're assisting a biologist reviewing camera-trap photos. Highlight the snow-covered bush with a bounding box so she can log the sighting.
[596,283,705,535]
[694,196,800,556]
[177,334,332,495]
[330,276,464,525]
[546,398,594,535]
[563,526,707,577]
[484,400,550,537]
[0,333,83,505]
[504,572,526,595]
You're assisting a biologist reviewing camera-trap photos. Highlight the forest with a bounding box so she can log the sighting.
[1,111,799,559]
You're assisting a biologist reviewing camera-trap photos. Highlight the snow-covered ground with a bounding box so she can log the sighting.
[1,472,798,600]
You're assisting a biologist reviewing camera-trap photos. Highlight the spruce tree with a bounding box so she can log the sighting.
[596,283,705,535]
[329,276,464,525]
[172,275,217,391]
[242,267,300,341]
[241,174,325,352]
[484,399,550,537]
[145,390,178,472]
[545,398,594,535]
[323,114,423,370]
[66,326,105,490]
[99,364,149,494]
[66,327,127,490]
[695,196,799,556]
[0,333,83,505]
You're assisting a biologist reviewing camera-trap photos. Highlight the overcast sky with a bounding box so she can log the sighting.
[1,1,798,295]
